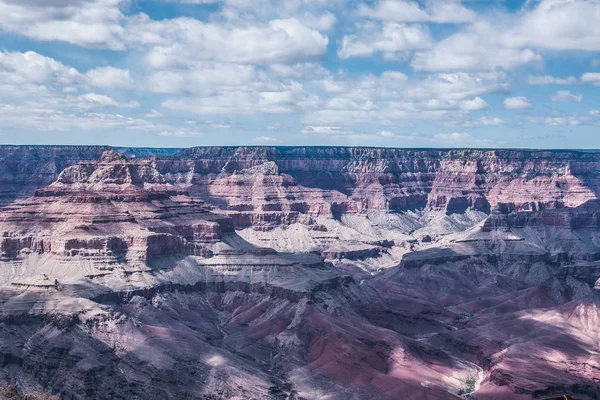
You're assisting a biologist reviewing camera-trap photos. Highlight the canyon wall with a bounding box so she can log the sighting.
[0,146,599,400]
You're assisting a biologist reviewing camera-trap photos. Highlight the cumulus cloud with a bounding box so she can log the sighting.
[301,126,356,136]
[86,67,134,89]
[357,0,477,24]
[0,50,82,88]
[162,81,320,115]
[305,71,508,127]
[527,75,578,85]
[551,90,582,102]
[459,97,488,111]
[268,63,330,79]
[446,116,503,128]
[504,96,533,110]
[581,72,600,85]
[76,93,139,109]
[339,22,432,60]
[529,115,588,126]
[129,15,328,66]
[0,0,126,50]
[253,136,282,143]
[412,21,542,71]
[432,132,494,147]
[413,0,600,72]
[505,0,600,52]
[0,104,165,133]
[300,125,408,141]
[146,63,259,94]
[143,109,164,118]
[158,129,203,137]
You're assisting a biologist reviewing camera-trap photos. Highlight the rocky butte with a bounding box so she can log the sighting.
[0,145,599,400]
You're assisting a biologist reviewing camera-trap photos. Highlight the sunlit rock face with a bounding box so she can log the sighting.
[0,146,599,400]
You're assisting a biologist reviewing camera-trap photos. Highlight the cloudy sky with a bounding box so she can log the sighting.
[0,0,599,148]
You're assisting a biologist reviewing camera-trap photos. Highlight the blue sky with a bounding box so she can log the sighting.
[0,0,599,148]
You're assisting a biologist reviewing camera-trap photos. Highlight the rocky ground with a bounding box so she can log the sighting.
[0,146,599,399]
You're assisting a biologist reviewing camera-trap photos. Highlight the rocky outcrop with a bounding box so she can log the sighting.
[0,145,109,206]
[0,151,231,266]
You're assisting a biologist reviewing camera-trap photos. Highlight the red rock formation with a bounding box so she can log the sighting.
[0,150,231,265]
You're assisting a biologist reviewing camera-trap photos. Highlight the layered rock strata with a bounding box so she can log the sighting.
[0,146,599,400]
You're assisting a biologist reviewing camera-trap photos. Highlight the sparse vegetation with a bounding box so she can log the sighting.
[456,312,473,321]
[457,375,477,398]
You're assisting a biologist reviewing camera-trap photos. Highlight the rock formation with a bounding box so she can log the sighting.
[0,146,598,400]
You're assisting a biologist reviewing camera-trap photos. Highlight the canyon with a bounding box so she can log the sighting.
[0,145,599,400]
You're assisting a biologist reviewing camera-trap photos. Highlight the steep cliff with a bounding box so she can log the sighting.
[0,146,110,206]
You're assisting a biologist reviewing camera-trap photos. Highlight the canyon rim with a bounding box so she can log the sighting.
[0,145,598,399]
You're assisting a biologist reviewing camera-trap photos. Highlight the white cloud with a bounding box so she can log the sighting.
[505,0,600,52]
[407,72,509,102]
[339,22,432,60]
[253,135,282,143]
[297,11,337,31]
[300,125,408,141]
[143,109,164,118]
[527,75,578,85]
[301,126,356,136]
[269,63,330,79]
[551,90,582,102]
[86,66,134,89]
[357,0,476,24]
[77,93,120,108]
[413,0,600,72]
[434,132,473,141]
[211,123,232,129]
[144,61,325,117]
[0,50,82,88]
[530,115,588,126]
[504,96,533,110]
[446,116,503,128]
[76,93,140,109]
[459,96,488,111]
[129,15,329,66]
[0,0,126,50]
[581,72,600,85]
[158,129,203,137]
[0,51,143,113]
[0,104,166,132]
[146,63,259,94]
[306,71,508,127]
[212,0,341,30]
[412,21,541,71]
[162,81,320,115]
[433,132,493,146]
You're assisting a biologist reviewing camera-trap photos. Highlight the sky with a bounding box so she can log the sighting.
[0,0,599,149]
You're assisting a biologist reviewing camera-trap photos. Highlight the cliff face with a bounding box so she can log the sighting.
[3,146,599,218]
[0,146,110,206]
[157,147,600,224]
[0,146,599,400]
